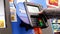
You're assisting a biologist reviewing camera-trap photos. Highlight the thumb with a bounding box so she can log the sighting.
[39,10,43,14]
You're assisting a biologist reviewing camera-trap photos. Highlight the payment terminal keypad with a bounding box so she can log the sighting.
[30,15,38,27]
[31,18,38,26]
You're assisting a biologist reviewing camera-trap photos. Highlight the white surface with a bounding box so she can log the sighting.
[17,0,25,4]
[0,0,6,28]
[52,19,56,23]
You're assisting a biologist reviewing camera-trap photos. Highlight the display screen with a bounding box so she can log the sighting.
[0,0,6,28]
[27,5,39,13]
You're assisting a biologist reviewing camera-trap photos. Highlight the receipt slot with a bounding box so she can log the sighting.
[20,2,48,30]
[0,0,12,34]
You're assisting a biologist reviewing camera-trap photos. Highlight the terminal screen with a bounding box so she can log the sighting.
[27,5,39,13]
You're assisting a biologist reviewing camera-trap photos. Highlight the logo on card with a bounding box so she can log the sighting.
[46,0,59,8]
[49,0,58,6]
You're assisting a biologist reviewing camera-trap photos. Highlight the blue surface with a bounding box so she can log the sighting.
[11,0,47,34]
[12,15,34,34]
[27,0,47,8]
